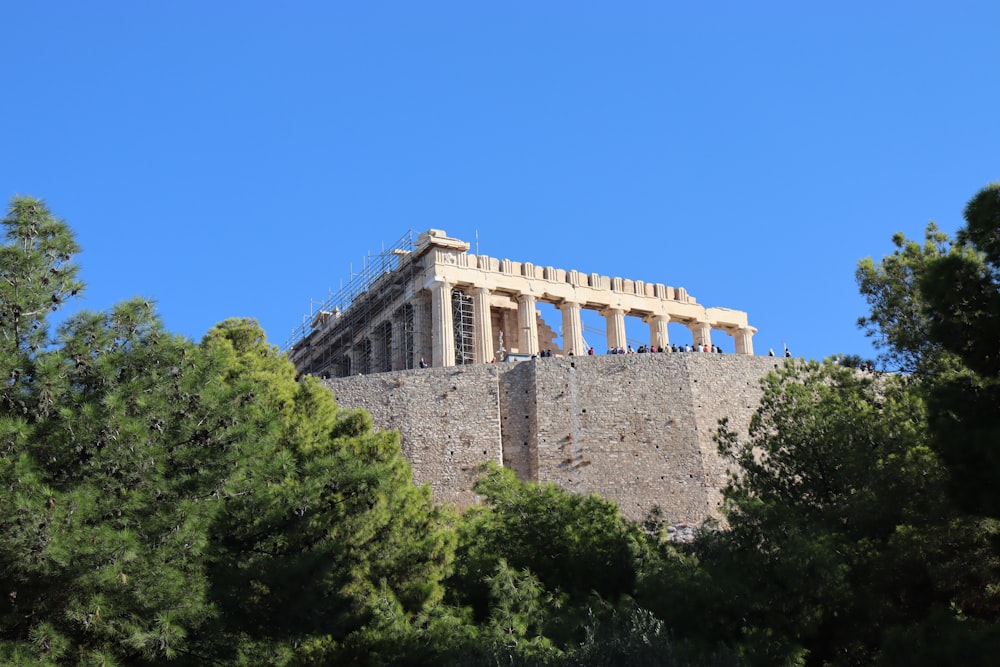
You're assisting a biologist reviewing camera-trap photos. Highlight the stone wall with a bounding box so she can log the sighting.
[323,364,503,508]
[498,362,537,481]
[324,354,788,523]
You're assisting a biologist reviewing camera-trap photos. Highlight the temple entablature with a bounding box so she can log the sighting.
[288,229,756,377]
[429,248,700,306]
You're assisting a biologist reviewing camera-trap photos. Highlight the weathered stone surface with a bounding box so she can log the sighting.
[325,353,786,523]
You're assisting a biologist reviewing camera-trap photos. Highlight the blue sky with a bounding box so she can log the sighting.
[3,2,997,366]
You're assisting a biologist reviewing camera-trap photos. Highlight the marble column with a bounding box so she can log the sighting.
[373,323,390,372]
[391,312,406,370]
[411,294,430,368]
[516,293,539,356]
[734,326,756,355]
[647,314,670,350]
[691,321,713,349]
[603,307,626,352]
[559,300,584,356]
[472,286,495,363]
[429,279,456,367]
[349,343,364,376]
[499,308,519,358]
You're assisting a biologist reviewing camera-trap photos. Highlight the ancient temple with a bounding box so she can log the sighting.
[287,229,756,378]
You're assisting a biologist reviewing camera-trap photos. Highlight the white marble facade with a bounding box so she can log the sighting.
[290,230,756,377]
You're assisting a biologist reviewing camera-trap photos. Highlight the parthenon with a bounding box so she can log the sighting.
[288,229,756,378]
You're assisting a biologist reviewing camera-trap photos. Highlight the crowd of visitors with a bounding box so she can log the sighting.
[420,342,765,367]
[606,342,724,354]
[523,342,734,358]
[415,342,812,367]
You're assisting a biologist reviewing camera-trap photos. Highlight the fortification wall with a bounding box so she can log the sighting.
[498,362,537,480]
[324,364,503,508]
[528,355,710,523]
[324,354,787,523]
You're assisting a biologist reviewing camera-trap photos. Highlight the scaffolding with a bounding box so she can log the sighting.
[284,229,423,377]
[452,290,475,365]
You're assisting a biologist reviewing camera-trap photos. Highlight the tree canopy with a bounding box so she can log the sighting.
[708,361,1000,665]
[0,197,453,665]
[7,184,1000,665]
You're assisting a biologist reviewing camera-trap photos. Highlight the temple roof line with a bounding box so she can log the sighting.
[412,229,752,331]
[289,228,756,377]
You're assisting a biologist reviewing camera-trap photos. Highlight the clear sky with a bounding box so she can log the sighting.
[3,2,998,366]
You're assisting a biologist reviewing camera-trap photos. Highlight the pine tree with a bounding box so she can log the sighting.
[0,198,456,665]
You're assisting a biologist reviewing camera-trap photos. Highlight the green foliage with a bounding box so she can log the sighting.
[437,464,743,667]
[437,465,652,663]
[856,182,1000,518]
[632,530,743,657]
[564,605,744,667]
[683,181,1000,664]
[197,319,456,663]
[878,608,1000,667]
[1,299,227,664]
[452,464,640,615]
[12,183,1000,664]
[0,196,82,414]
[959,182,1000,266]
[909,184,1000,518]
[856,222,955,374]
[711,361,999,665]
[0,197,455,664]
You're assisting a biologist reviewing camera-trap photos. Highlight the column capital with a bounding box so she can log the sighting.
[733,325,757,355]
[643,312,671,324]
[689,320,713,348]
[423,275,453,292]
